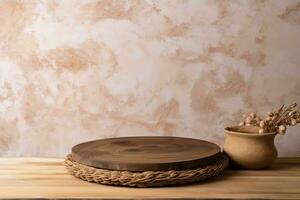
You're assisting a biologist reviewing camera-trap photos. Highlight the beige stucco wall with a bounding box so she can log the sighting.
[0,0,299,157]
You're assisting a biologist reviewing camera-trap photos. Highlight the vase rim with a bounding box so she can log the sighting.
[224,126,277,136]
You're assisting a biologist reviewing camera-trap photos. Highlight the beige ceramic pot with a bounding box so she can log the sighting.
[223,126,277,169]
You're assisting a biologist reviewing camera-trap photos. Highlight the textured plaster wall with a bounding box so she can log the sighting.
[0,0,299,157]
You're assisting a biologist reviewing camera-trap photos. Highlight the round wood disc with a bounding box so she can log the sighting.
[72,136,221,171]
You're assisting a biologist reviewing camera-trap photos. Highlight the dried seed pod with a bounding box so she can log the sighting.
[239,122,245,126]
[259,121,265,128]
[289,111,296,116]
[268,112,274,117]
[250,112,256,118]
[278,125,286,132]
[245,117,252,124]
[277,125,286,135]
[259,129,264,134]
[291,119,297,126]
[266,116,272,121]
[290,103,297,108]
[273,113,279,118]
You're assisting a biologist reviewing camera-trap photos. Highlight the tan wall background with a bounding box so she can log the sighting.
[0,0,299,157]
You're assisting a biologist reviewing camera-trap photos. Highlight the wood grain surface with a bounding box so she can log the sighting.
[0,157,299,199]
[72,136,221,171]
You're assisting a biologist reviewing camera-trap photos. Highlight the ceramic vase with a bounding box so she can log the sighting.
[223,126,278,169]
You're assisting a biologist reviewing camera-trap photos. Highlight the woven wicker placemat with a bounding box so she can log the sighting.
[64,154,228,187]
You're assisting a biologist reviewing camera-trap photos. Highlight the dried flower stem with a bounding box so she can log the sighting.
[239,103,300,134]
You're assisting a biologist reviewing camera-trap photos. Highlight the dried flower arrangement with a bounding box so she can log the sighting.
[239,103,300,134]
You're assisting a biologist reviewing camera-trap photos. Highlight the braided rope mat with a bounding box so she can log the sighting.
[64,154,228,187]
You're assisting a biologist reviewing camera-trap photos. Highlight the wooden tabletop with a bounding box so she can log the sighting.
[0,157,299,199]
